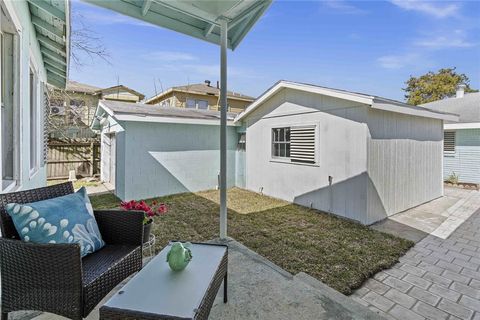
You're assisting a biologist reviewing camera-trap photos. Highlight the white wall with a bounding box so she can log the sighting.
[366,109,444,223]
[245,88,370,223]
[113,121,237,201]
[244,88,444,225]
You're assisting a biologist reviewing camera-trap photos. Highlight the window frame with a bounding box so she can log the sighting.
[270,123,319,166]
[271,127,290,159]
[185,98,209,110]
[0,5,21,192]
[29,64,40,177]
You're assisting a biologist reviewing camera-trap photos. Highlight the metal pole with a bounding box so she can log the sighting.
[219,18,228,239]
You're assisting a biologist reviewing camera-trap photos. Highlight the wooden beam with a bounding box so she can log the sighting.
[204,23,215,37]
[230,2,270,49]
[43,56,66,70]
[83,0,224,48]
[47,71,66,88]
[37,34,66,55]
[228,1,264,30]
[45,64,66,78]
[28,0,66,21]
[31,16,63,38]
[141,0,152,16]
[41,46,67,65]
[44,59,66,76]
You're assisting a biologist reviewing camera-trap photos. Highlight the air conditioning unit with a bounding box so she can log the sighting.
[50,106,65,115]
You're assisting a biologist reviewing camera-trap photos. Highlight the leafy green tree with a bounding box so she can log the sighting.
[403,68,478,105]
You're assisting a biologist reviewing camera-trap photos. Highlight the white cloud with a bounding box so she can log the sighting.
[144,51,198,62]
[415,30,475,48]
[377,53,422,69]
[390,0,460,18]
[322,0,368,14]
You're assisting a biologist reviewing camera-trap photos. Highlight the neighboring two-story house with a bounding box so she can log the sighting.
[145,80,254,113]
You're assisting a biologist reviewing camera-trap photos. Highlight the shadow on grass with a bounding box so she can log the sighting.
[90,188,413,295]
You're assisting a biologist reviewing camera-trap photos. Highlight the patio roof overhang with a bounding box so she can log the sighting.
[27,0,71,89]
[83,0,272,50]
[83,0,272,239]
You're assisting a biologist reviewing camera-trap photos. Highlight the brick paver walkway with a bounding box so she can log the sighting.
[353,209,480,320]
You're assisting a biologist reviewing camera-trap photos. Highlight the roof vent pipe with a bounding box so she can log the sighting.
[456,84,466,98]
[216,80,219,89]
[205,80,211,86]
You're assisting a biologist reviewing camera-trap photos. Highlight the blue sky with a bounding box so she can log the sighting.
[70,0,480,102]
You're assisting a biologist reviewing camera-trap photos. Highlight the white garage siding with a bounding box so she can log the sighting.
[245,88,371,223]
[242,85,446,225]
[365,109,444,224]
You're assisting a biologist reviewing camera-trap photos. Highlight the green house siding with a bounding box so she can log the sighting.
[444,129,480,184]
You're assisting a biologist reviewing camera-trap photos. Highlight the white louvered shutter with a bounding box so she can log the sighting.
[444,131,455,153]
[290,126,316,164]
[40,83,49,167]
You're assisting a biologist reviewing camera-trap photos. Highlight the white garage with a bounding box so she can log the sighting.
[236,81,458,224]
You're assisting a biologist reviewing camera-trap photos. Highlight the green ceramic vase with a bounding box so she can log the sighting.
[166,242,193,271]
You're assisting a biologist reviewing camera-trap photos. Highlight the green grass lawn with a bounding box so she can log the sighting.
[90,188,413,295]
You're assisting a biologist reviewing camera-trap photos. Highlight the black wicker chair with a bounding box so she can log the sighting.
[0,182,144,320]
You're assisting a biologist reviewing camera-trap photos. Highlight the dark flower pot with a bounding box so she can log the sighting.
[143,220,152,243]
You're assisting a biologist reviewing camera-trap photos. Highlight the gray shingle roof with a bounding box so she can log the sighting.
[146,83,255,103]
[421,92,480,123]
[66,80,102,94]
[100,100,238,121]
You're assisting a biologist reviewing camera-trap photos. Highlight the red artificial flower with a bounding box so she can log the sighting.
[121,199,168,224]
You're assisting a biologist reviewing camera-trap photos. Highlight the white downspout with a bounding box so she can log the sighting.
[219,18,228,239]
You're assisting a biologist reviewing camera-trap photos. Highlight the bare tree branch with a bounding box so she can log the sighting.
[71,11,111,68]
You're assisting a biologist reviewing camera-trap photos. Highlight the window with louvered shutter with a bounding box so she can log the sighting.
[290,126,316,164]
[444,131,455,153]
[271,125,317,164]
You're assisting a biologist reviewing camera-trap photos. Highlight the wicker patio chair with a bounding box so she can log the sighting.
[0,182,144,320]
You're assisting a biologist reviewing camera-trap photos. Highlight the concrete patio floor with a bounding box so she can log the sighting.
[372,186,480,242]
[6,240,385,320]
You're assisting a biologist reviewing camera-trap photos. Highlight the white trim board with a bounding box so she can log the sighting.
[235,80,459,123]
[96,102,238,127]
[114,114,238,126]
[444,123,480,130]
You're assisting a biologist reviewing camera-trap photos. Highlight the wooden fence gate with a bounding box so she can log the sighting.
[47,140,100,179]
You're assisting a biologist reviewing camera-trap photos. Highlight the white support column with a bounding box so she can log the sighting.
[219,18,228,239]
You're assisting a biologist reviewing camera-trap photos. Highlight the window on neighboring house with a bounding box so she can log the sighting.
[186,98,196,108]
[1,25,18,191]
[30,69,39,174]
[186,98,209,110]
[69,99,85,124]
[197,100,208,110]
[272,126,317,164]
[444,131,455,153]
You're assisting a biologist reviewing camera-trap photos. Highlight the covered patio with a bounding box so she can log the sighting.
[0,1,404,319]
